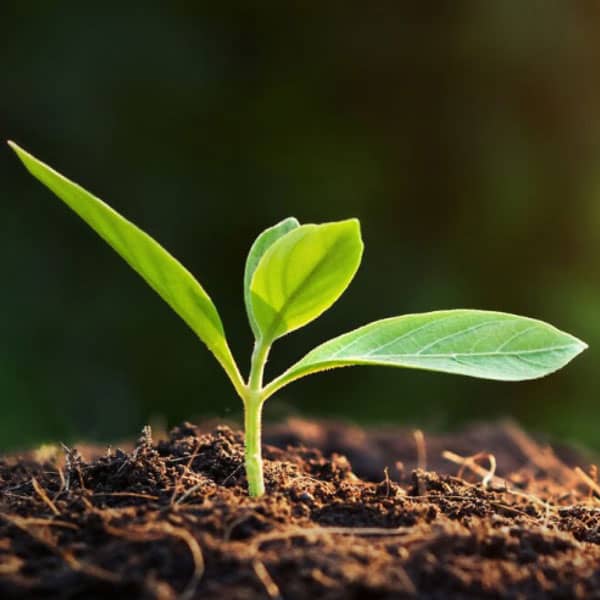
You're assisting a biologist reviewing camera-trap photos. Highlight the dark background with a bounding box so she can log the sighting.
[1,3,598,451]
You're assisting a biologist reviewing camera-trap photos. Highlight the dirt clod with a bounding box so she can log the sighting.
[1,419,600,599]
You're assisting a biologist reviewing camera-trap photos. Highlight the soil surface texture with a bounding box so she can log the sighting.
[1,419,600,599]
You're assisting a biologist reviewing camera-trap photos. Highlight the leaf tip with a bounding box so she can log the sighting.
[7,140,28,163]
[562,325,588,354]
[347,217,364,250]
[335,217,362,242]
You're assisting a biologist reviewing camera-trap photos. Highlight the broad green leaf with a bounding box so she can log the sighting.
[8,142,245,396]
[249,219,363,343]
[263,310,587,398]
[244,217,300,339]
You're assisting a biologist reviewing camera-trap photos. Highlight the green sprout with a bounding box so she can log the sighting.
[8,141,588,497]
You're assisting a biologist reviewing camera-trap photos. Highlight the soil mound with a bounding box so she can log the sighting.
[1,420,599,599]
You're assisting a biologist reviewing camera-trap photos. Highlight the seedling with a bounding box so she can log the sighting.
[8,141,587,497]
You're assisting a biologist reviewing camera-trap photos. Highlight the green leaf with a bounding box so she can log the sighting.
[244,217,300,339]
[263,310,587,398]
[249,219,363,343]
[8,141,245,397]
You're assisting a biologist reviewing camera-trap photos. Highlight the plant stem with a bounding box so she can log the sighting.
[244,340,270,497]
[244,393,264,496]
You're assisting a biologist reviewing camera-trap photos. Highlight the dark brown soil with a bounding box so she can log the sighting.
[2,419,600,599]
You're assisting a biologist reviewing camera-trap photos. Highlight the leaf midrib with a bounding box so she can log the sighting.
[305,344,578,363]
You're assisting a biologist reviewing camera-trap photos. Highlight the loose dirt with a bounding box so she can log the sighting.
[1,419,599,599]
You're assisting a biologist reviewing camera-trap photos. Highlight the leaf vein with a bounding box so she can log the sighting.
[414,319,506,355]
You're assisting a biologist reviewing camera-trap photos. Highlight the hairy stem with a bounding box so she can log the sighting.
[244,340,270,497]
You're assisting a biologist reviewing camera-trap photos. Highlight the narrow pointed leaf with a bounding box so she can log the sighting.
[264,310,587,398]
[9,142,244,396]
[250,219,363,343]
[244,217,300,339]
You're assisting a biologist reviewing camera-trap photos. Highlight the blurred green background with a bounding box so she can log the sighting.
[1,3,598,451]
